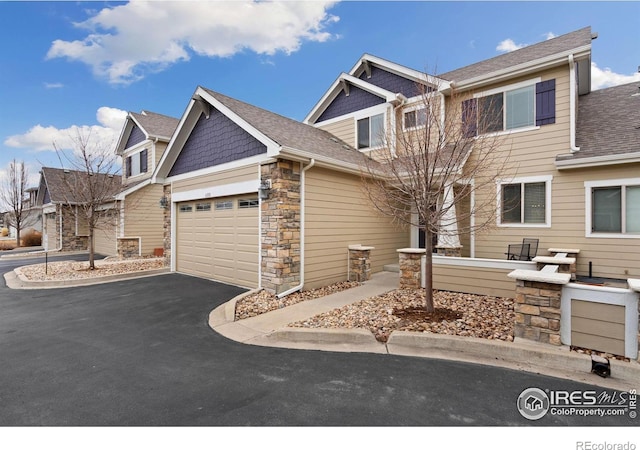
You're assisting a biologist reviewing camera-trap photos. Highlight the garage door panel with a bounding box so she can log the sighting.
[176,195,258,288]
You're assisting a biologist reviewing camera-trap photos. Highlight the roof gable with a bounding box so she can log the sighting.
[115,110,179,155]
[38,167,122,205]
[316,84,386,123]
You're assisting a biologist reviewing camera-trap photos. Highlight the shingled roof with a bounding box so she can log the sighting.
[556,81,640,164]
[201,87,370,167]
[39,167,122,205]
[130,110,179,140]
[439,27,594,83]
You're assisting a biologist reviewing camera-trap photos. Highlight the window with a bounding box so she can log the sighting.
[179,204,192,212]
[463,79,555,136]
[357,113,384,149]
[238,198,259,208]
[499,177,551,226]
[126,149,148,177]
[591,184,640,234]
[403,107,427,130]
[215,200,233,211]
[196,202,211,212]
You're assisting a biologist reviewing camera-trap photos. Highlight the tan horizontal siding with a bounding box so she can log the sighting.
[433,264,516,298]
[172,164,258,193]
[571,299,625,355]
[123,184,165,256]
[304,167,408,289]
[316,117,355,148]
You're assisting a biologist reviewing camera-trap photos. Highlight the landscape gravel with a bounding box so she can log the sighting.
[18,257,165,281]
[289,289,515,343]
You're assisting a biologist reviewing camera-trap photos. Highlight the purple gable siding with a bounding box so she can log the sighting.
[359,66,425,98]
[315,85,385,123]
[168,109,267,177]
[125,125,146,149]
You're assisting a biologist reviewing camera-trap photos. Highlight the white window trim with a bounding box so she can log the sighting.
[584,178,640,239]
[474,77,541,135]
[402,104,428,131]
[127,148,148,178]
[353,104,388,152]
[497,175,552,228]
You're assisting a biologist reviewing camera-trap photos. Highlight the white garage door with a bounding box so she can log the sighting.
[176,195,259,288]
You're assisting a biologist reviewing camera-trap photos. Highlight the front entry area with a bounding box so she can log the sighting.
[175,194,259,288]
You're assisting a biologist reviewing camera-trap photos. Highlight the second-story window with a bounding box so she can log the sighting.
[357,113,384,149]
[463,79,554,136]
[403,107,428,130]
[126,149,148,177]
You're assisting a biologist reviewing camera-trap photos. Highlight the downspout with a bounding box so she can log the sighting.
[277,158,315,298]
[391,94,407,158]
[568,54,580,152]
[55,204,63,251]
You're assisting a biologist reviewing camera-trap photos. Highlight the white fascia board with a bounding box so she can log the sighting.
[352,54,448,89]
[279,147,365,176]
[171,179,259,203]
[446,45,591,92]
[115,179,151,201]
[114,115,136,156]
[153,98,198,182]
[164,153,275,184]
[556,152,640,170]
[340,73,398,102]
[304,73,345,124]
[196,88,279,153]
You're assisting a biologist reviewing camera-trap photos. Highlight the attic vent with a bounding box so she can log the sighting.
[329,137,339,143]
[342,144,351,150]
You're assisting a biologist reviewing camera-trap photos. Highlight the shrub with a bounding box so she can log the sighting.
[1,227,8,237]
[21,230,42,247]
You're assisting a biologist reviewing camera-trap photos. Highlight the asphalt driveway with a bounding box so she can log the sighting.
[0,255,636,426]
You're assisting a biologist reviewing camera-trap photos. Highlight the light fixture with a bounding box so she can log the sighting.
[159,196,168,209]
[258,179,271,200]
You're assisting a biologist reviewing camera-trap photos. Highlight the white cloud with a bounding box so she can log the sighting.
[44,82,64,89]
[544,32,557,40]
[46,1,340,85]
[496,38,526,53]
[3,107,127,153]
[591,62,640,90]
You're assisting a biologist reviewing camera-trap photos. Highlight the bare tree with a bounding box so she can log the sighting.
[361,81,512,312]
[0,159,37,247]
[54,129,121,269]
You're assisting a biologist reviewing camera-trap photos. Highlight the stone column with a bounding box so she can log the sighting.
[260,159,301,295]
[117,238,140,258]
[397,248,426,289]
[508,270,570,346]
[348,245,374,282]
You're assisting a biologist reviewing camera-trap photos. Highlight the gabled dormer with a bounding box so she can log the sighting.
[305,54,446,152]
[114,110,179,186]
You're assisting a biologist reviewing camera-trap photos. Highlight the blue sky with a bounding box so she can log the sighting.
[1,1,639,187]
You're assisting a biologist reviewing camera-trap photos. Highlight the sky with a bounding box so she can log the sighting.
[1,0,639,189]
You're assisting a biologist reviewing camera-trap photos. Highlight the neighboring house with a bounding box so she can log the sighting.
[305,26,639,282]
[95,110,179,257]
[1,187,42,239]
[37,167,121,252]
[153,87,407,293]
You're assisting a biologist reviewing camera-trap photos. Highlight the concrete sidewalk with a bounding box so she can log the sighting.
[210,271,640,392]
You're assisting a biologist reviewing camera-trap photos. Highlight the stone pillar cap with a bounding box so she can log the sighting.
[508,269,570,285]
[348,244,375,251]
[628,278,640,292]
[548,248,580,254]
[397,248,427,254]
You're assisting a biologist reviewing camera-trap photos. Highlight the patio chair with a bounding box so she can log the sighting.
[506,243,531,261]
[505,238,539,261]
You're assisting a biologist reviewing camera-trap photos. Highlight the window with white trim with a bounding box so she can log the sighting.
[403,107,427,130]
[126,148,148,177]
[498,176,551,226]
[589,182,640,235]
[196,202,211,212]
[179,204,192,213]
[357,113,384,149]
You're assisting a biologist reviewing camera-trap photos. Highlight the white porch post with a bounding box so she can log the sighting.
[436,182,461,256]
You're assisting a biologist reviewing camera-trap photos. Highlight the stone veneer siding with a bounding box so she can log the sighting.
[398,249,425,289]
[260,159,301,294]
[162,185,171,267]
[60,205,88,251]
[117,238,140,258]
[514,280,562,346]
[348,246,374,282]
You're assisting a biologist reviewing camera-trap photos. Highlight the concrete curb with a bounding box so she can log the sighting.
[5,267,170,289]
[0,250,86,260]
[210,289,640,392]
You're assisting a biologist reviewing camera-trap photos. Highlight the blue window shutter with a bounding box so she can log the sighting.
[462,98,477,137]
[126,156,132,177]
[140,149,148,173]
[536,79,555,125]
